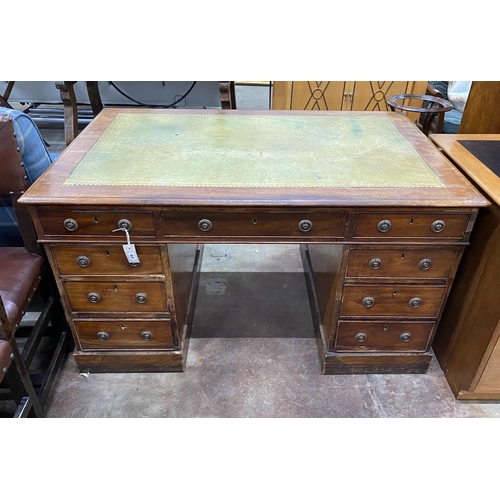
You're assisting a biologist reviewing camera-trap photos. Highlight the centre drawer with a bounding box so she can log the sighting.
[346,247,460,279]
[340,284,447,318]
[334,321,433,352]
[52,245,163,276]
[64,281,169,313]
[162,210,348,238]
[38,210,156,238]
[74,319,174,350]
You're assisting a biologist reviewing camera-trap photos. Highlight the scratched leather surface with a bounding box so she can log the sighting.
[64,113,444,188]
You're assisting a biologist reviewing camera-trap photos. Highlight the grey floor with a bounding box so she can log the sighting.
[24,83,500,417]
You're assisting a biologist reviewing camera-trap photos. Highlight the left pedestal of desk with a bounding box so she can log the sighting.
[26,207,202,373]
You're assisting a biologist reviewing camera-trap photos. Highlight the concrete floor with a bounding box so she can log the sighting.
[11,83,500,417]
[41,244,500,417]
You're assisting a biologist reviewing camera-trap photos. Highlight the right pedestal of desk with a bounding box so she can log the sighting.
[431,134,500,400]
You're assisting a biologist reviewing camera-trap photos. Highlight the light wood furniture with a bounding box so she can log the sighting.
[458,82,500,134]
[272,81,427,121]
[18,109,487,374]
[431,134,500,400]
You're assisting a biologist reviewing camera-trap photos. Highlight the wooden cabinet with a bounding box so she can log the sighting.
[272,81,427,122]
[430,134,500,400]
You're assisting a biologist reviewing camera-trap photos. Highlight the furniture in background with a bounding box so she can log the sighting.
[430,134,500,400]
[0,114,70,416]
[427,81,500,134]
[0,81,237,146]
[0,107,54,247]
[387,94,453,136]
[19,108,486,375]
[271,81,427,122]
[457,82,500,134]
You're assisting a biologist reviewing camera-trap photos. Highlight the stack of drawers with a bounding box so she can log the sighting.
[305,209,475,374]
[38,209,189,373]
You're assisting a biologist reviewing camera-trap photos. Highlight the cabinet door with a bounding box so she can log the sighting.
[272,81,348,110]
[272,81,427,116]
[348,81,427,121]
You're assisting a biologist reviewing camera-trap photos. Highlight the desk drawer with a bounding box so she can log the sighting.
[341,284,447,318]
[75,319,174,350]
[162,210,348,238]
[334,321,433,352]
[346,247,459,279]
[52,245,163,276]
[64,281,169,313]
[39,210,156,238]
[353,212,470,239]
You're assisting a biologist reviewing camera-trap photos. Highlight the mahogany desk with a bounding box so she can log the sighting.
[19,109,487,374]
[431,134,500,400]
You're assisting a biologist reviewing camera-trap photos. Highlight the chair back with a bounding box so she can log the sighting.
[0,114,38,251]
[0,115,30,195]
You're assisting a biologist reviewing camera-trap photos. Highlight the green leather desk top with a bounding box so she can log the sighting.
[64,113,444,189]
[20,109,488,208]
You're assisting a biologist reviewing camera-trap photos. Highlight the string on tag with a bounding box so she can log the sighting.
[112,227,131,246]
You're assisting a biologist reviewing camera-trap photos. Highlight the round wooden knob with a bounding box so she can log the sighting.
[355,332,367,342]
[431,220,445,233]
[369,258,382,270]
[96,331,109,341]
[118,219,133,231]
[362,297,375,308]
[409,297,422,308]
[88,292,101,303]
[298,219,313,232]
[77,256,91,268]
[63,218,78,231]
[377,220,392,233]
[419,259,432,270]
[198,219,212,231]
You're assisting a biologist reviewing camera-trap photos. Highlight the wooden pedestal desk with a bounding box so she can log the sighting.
[430,134,500,400]
[19,109,487,374]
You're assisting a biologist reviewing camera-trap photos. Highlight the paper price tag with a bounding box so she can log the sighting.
[123,243,140,266]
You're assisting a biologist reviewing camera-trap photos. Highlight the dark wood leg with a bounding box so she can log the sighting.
[0,81,15,108]
[55,81,78,146]
[86,81,103,117]
[219,81,236,109]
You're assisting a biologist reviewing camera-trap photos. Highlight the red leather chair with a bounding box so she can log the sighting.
[0,114,70,417]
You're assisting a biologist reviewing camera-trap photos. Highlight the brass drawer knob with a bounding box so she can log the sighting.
[377,219,392,232]
[419,259,433,270]
[198,219,212,232]
[135,292,148,304]
[409,297,422,308]
[355,332,367,342]
[400,333,411,342]
[369,258,382,270]
[298,219,313,232]
[431,220,445,233]
[362,296,375,308]
[77,256,91,268]
[117,218,133,231]
[141,331,153,341]
[88,292,101,303]
[96,331,109,341]
[63,218,78,231]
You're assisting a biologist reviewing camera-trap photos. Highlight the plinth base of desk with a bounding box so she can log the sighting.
[320,351,432,375]
[73,349,186,373]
